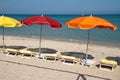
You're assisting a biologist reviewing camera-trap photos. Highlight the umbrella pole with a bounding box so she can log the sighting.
[39,25,42,55]
[85,30,90,61]
[2,27,5,49]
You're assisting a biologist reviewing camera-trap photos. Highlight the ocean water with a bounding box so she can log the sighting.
[0,14,120,46]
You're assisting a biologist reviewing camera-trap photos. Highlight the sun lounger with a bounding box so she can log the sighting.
[44,53,58,61]
[6,46,27,56]
[39,48,58,61]
[19,49,38,58]
[60,55,77,64]
[28,48,58,61]
[35,53,58,62]
[99,59,117,71]
[60,52,82,64]
[6,48,19,56]
[38,53,58,61]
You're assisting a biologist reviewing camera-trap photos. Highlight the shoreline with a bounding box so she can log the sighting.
[2,34,120,48]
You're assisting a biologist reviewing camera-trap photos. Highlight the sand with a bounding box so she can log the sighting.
[0,35,120,80]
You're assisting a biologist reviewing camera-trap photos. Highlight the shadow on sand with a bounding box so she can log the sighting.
[27,48,57,54]
[0,59,111,80]
[106,56,120,65]
[61,52,94,59]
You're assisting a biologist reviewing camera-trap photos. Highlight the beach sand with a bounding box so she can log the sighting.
[0,35,120,80]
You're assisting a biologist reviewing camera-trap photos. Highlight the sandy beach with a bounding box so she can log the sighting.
[0,35,120,80]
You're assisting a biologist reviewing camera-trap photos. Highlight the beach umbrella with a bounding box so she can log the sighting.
[0,15,22,48]
[66,15,117,62]
[20,15,62,54]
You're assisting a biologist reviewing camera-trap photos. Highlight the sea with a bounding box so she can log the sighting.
[0,14,120,47]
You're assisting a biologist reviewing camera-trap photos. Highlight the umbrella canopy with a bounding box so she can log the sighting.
[66,15,117,61]
[66,15,116,30]
[20,15,62,54]
[0,15,22,27]
[0,15,22,48]
[20,15,62,28]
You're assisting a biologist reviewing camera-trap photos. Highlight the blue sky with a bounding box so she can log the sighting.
[0,0,120,14]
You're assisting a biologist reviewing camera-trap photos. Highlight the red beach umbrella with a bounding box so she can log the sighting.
[21,15,62,54]
[66,15,117,61]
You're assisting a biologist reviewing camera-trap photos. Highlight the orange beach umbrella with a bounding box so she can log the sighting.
[66,15,117,61]
[66,15,116,30]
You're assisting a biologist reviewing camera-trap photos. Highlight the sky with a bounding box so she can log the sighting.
[0,0,120,14]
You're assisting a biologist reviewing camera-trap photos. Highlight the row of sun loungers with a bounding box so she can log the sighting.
[0,46,86,63]
[0,45,118,71]
[0,46,59,60]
